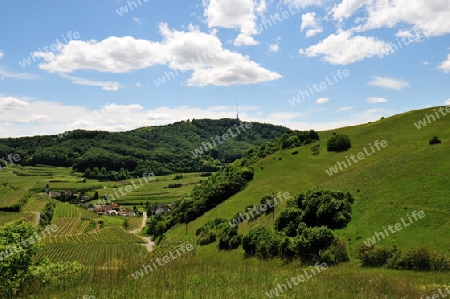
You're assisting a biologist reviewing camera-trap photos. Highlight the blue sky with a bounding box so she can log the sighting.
[0,0,449,137]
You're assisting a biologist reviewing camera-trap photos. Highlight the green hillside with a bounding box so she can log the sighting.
[168,106,450,254]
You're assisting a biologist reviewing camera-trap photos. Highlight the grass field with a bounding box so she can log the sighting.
[28,243,450,298]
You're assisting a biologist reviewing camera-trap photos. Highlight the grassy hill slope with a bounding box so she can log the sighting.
[167,106,450,254]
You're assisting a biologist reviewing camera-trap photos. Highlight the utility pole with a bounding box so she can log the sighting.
[272,192,275,227]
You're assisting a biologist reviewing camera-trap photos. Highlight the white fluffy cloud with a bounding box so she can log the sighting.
[301,12,323,37]
[316,97,329,104]
[333,0,450,37]
[33,23,280,87]
[204,0,260,46]
[299,31,393,65]
[0,95,30,111]
[438,54,450,73]
[367,97,388,103]
[268,36,281,53]
[368,76,409,91]
[445,98,450,105]
[331,0,371,20]
[33,36,166,73]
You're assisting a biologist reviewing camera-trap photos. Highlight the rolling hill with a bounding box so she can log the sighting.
[168,106,450,254]
[0,118,289,176]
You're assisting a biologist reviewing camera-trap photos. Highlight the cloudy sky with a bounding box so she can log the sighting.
[0,0,449,137]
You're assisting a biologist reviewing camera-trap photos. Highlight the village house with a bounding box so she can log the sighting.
[119,208,136,217]
[94,205,114,215]
[151,204,171,215]
[48,191,61,198]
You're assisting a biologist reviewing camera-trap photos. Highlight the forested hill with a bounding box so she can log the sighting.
[0,118,289,176]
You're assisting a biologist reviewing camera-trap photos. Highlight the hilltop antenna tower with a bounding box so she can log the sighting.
[236,99,239,120]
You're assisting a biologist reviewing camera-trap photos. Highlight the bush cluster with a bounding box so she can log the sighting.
[240,130,319,166]
[241,189,353,265]
[276,189,354,231]
[327,134,351,152]
[195,218,227,246]
[218,226,241,250]
[39,202,55,227]
[357,245,450,271]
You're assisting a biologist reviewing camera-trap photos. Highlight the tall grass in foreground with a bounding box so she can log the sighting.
[22,245,448,299]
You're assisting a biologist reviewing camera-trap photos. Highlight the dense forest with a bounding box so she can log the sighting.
[0,119,288,176]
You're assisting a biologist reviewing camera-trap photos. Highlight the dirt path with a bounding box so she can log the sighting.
[141,236,155,252]
[130,212,155,252]
[33,212,40,226]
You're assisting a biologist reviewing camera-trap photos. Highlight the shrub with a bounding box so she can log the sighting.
[279,188,354,230]
[256,233,279,259]
[274,207,303,237]
[30,260,84,290]
[395,247,431,271]
[242,227,269,256]
[327,134,351,151]
[278,236,296,261]
[363,246,450,271]
[196,231,217,245]
[357,245,397,267]
[260,195,275,214]
[228,235,241,249]
[388,247,450,271]
[295,226,336,262]
[40,202,55,227]
[0,221,39,297]
[218,226,239,250]
[429,136,441,145]
[429,251,450,271]
[319,239,349,265]
[242,227,278,259]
